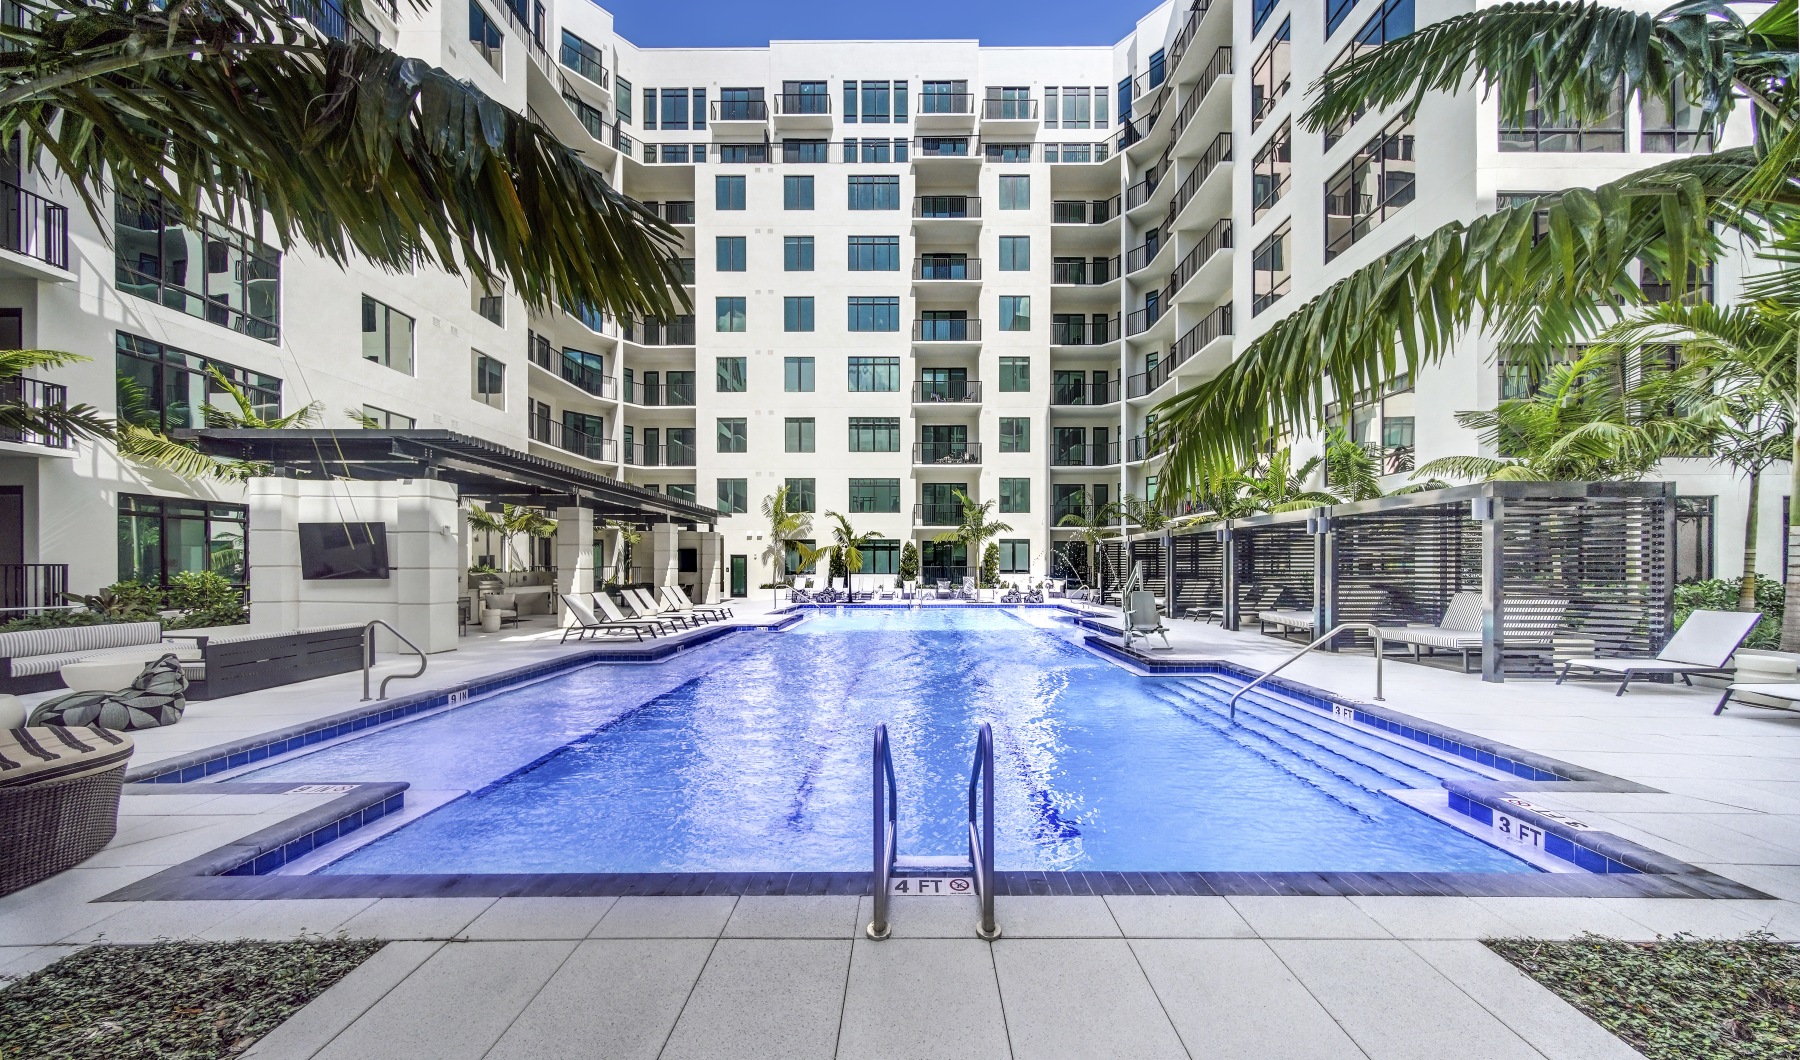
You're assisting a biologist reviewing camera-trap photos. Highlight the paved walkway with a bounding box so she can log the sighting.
[3,599,1799,1058]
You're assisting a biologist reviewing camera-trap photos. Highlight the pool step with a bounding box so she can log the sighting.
[894,854,974,875]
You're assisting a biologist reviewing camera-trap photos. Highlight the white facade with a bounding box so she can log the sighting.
[0,0,1770,602]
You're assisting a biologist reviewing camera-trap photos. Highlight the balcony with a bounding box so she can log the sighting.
[914,256,981,282]
[913,136,978,164]
[1125,302,1234,398]
[1126,301,1168,337]
[1164,133,1233,232]
[710,97,770,139]
[1051,197,1120,225]
[914,195,981,220]
[913,442,982,466]
[645,200,695,225]
[1051,378,1121,406]
[1051,316,1121,347]
[912,318,981,343]
[0,563,68,610]
[558,32,609,90]
[1127,236,1170,275]
[1127,434,1167,462]
[981,97,1039,132]
[0,180,69,275]
[0,376,72,449]
[773,91,833,130]
[623,442,697,467]
[711,99,769,123]
[916,91,975,129]
[1051,441,1121,467]
[623,316,696,346]
[624,381,697,407]
[1052,503,1106,526]
[1052,257,1120,286]
[912,380,982,404]
[530,417,617,463]
[913,503,963,526]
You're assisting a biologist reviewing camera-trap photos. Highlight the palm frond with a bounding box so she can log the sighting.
[116,423,235,480]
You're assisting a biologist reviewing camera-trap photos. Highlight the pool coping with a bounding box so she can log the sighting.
[97,606,1774,903]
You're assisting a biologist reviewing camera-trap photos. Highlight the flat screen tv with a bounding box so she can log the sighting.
[298,522,391,580]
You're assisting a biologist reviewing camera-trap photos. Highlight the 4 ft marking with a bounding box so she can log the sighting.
[889,877,974,896]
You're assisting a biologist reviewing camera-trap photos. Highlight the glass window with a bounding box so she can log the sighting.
[848,175,901,210]
[848,297,900,332]
[1501,79,1625,152]
[1324,0,1357,37]
[361,296,415,374]
[716,296,747,332]
[784,174,815,209]
[668,483,697,503]
[717,417,747,452]
[848,235,901,271]
[642,87,657,129]
[1061,86,1092,129]
[1324,0,1415,148]
[849,417,901,452]
[998,356,1030,392]
[661,87,690,129]
[999,417,1029,453]
[784,296,815,332]
[467,0,502,71]
[1253,122,1292,221]
[715,236,746,272]
[716,144,769,165]
[785,418,816,453]
[999,539,1030,573]
[784,235,815,271]
[360,405,414,429]
[1254,0,1281,34]
[998,236,1030,271]
[615,76,632,123]
[115,331,282,433]
[785,477,816,512]
[863,540,900,575]
[998,175,1030,210]
[473,351,505,408]
[999,478,1031,513]
[1251,18,1292,131]
[848,356,900,391]
[785,356,815,392]
[1643,76,1712,152]
[1252,220,1292,315]
[1324,116,1416,260]
[783,139,830,163]
[716,356,747,392]
[998,295,1031,332]
[118,493,249,588]
[715,174,746,210]
[112,186,282,342]
[717,478,747,514]
[848,478,901,513]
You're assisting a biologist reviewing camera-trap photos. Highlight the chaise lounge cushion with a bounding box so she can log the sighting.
[0,621,166,678]
[0,723,133,788]
[27,655,190,731]
[1258,609,1315,630]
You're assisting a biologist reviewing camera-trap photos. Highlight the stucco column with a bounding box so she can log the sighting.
[647,523,680,589]
[554,506,595,625]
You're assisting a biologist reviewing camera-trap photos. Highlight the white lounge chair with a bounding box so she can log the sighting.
[656,585,722,623]
[1121,591,1171,650]
[626,588,695,629]
[1257,609,1316,638]
[875,582,897,601]
[1559,609,1762,696]
[1376,592,1484,672]
[558,595,650,643]
[670,584,732,619]
[902,579,918,600]
[590,592,668,636]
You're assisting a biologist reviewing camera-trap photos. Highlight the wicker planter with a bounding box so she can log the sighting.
[0,763,126,897]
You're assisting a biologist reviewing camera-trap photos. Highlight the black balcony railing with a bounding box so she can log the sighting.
[914,136,975,158]
[626,381,696,407]
[1051,379,1120,406]
[914,256,981,281]
[919,92,974,115]
[1169,48,1233,144]
[530,417,616,463]
[1126,301,1166,336]
[1125,173,1162,211]
[623,442,697,467]
[1051,316,1120,345]
[914,195,981,219]
[913,318,980,342]
[1127,236,1169,274]
[0,376,70,448]
[1053,504,1104,525]
[623,317,696,346]
[646,200,695,225]
[0,563,67,611]
[1164,133,1233,231]
[913,503,963,526]
[914,443,982,465]
[559,33,608,86]
[1,180,68,270]
[1164,219,1233,302]
[1052,197,1120,224]
[1051,441,1120,467]
[1052,257,1120,285]
[912,381,982,403]
[711,99,769,122]
[1125,302,1235,398]
[775,92,832,115]
[289,0,373,46]
[1127,434,1167,462]
[982,98,1038,121]
[1042,141,1113,164]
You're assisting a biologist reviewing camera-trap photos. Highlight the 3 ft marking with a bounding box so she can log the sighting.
[888,877,974,896]
[447,689,470,705]
[1330,704,1357,723]
[1493,812,1547,850]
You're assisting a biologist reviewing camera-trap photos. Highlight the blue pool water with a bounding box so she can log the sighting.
[243,608,1535,874]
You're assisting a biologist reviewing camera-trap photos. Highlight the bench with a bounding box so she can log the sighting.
[0,621,168,693]
[170,625,368,700]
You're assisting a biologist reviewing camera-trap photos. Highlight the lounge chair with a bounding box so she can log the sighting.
[652,586,719,624]
[625,588,695,629]
[902,579,917,600]
[593,591,672,635]
[1375,592,1484,672]
[1257,608,1316,639]
[1559,609,1762,696]
[670,584,732,619]
[1211,585,1282,626]
[1121,591,1171,650]
[482,592,520,629]
[874,582,898,601]
[662,585,728,621]
[559,595,649,643]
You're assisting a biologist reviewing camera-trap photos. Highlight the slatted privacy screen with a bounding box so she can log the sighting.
[1128,538,1168,597]
[1098,540,1127,598]
[1233,524,1316,620]
[1331,504,1480,642]
[1171,532,1227,616]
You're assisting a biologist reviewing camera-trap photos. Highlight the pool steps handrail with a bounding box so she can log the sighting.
[361,619,428,702]
[866,721,1000,941]
[1228,622,1385,720]
[967,722,1000,940]
[867,723,899,940]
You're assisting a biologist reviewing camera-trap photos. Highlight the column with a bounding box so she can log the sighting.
[555,506,595,626]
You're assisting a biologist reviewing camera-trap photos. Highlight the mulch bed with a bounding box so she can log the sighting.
[0,938,383,1059]
[1488,932,1800,1060]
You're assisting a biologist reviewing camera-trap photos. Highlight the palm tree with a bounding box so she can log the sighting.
[598,519,643,584]
[759,485,813,583]
[1236,448,1340,514]
[467,504,557,573]
[117,367,325,480]
[798,511,876,585]
[1119,493,1170,534]
[0,349,110,443]
[934,491,1012,586]
[0,0,688,322]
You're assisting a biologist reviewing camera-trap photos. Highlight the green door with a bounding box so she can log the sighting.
[729,555,747,597]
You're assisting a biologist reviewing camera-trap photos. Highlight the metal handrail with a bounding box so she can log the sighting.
[966,722,999,940]
[1228,622,1384,720]
[362,619,427,702]
[867,723,900,940]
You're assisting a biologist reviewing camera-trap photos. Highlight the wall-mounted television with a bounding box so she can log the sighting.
[298,522,391,580]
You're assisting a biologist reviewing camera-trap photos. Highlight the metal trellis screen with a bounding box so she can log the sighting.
[1233,524,1315,623]
[1170,532,1225,618]
[1128,538,1167,597]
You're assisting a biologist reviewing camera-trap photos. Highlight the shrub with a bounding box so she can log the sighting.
[980,542,1000,588]
[898,542,919,582]
[164,571,248,630]
[0,610,105,633]
[65,580,163,621]
[1674,576,1783,651]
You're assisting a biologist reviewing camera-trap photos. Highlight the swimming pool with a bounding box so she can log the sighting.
[238,607,1536,875]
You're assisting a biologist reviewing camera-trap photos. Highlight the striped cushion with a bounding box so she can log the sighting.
[0,725,133,788]
[1378,626,1483,649]
[0,621,163,662]
[1437,593,1484,633]
[6,642,199,678]
[1258,610,1315,629]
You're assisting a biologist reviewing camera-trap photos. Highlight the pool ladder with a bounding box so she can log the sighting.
[1228,622,1385,720]
[866,722,999,942]
[362,619,427,702]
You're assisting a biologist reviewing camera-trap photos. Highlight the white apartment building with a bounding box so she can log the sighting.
[0,0,1770,608]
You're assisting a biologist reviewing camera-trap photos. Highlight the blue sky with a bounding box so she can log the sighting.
[595,0,1146,48]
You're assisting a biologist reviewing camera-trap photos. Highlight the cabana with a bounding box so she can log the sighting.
[1149,482,1675,681]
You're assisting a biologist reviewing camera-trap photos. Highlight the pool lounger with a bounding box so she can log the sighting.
[1715,681,1800,715]
[1257,609,1315,638]
[671,584,732,619]
[592,592,673,636]
[1557,609,1762,696]
[624,588,695,630]
[663,586,730,622]
[558,595,651,643]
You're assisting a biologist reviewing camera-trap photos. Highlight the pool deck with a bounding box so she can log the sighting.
[4,598,1799,1059]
